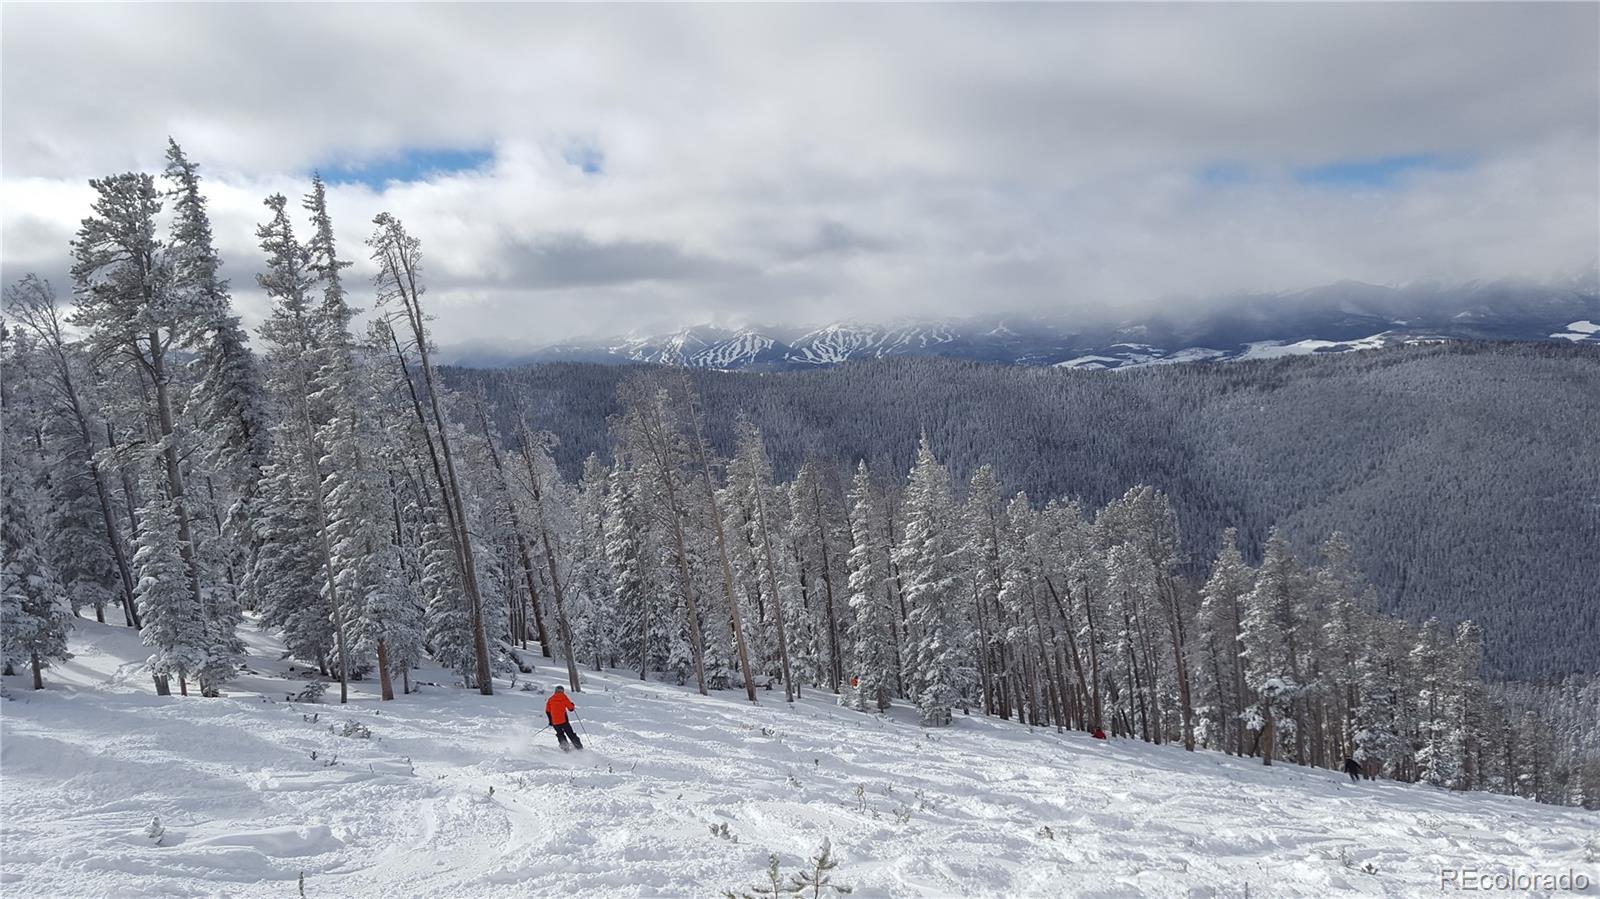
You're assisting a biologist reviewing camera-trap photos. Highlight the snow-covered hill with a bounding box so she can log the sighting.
[3,620,1596,898]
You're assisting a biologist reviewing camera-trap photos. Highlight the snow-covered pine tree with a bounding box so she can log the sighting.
[789,459,848,694]
[669,376,760,703]
[71,170,212,695]
[1240,529,1308,765]
[253,192,359,702]
[0,372,73,689]
[1197,528,1253,755]
[997,491,1049,727]
[252,452,333,669]
[602,461,652,676]
[1352,615,1409,779]
[964,466,1007,719]
[614,377,710,693]
[1104,541,1161,741]
[39,414,119,622]
[165,141,270,621]
[726,419,796,699]
[419,510,475,683]
[1051,500,1108,734]
[572,454,619,671]
[894,436,963,726]
[1314,533,1370,765]
[3,275,140,628]
[1100,486,1192,749]
[132,487,208,695]
[843,461,896,712]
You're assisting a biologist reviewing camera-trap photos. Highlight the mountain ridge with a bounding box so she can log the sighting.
[445,277,1600,370]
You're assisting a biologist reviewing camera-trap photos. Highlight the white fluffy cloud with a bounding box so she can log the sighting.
[3,4,1595,350]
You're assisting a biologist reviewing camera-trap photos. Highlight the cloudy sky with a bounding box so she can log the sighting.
[3,3,1596,353]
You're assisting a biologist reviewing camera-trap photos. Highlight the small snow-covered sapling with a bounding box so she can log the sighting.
[789,838,852,897]
[336,720,371,739]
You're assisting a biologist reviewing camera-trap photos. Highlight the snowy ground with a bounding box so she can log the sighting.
[3,619,1596,898]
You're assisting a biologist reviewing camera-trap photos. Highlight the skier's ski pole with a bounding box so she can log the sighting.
[573,713,590,739]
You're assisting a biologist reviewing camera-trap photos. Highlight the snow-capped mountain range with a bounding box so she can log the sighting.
[451,278,1600,370]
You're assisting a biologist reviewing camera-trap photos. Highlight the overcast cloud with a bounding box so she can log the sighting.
[2,3,1596,351]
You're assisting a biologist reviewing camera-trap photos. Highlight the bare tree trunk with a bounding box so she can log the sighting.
[376,234,493,695]
[382,325,490,692]
[973,580,997,716]
[679,384,757,703]
[473,401,552,656]
[146,333,204,698]
[515,426,581,693]
[1262,703,1276,767]
[376,638,395,701]
[754,488,796,702]
[806,475,842,694]
[1043,577,1093,731]
[1160,581,1197,751]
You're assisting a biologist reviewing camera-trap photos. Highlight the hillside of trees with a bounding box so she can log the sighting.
[453,343,1600,682]
[3,144,1596,812]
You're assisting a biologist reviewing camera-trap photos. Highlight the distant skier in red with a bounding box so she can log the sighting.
[545,685,583,751]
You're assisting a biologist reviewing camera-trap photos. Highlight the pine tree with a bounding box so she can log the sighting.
[71,170,211,695]
[4,274,140,628]
[420,511,475,682]
[166,141,270,618]
[252,454,332,668]
[572,455,619,670]
[133,489,207,694]
[844,461,895,712]
[727,420,796,700]
[894,436,963,726]
[253,192,358,701]
[1197,529,1253,754]
[965,466,1007,719]
[1239,529,1308,765]
[790,460,847,694]
[602,462,652,676]
[39,416,119,622]
[1,389,73,689]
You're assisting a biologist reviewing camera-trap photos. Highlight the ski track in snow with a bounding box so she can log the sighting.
[3,619,1596,898]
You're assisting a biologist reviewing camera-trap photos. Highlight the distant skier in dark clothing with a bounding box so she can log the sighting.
[546,686,583,751]
[1343,757,1363,783]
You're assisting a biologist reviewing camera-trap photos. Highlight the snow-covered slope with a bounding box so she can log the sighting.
[4,620,1596,898]
[1551,320,1600,342]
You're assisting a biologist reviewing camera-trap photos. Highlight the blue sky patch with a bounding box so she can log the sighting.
[1293,153,1463,188]
[1195,162,1253,186]
[318,147,493,189]
[563,143,605,175]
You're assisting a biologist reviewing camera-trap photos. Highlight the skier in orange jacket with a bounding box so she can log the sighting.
[545,685,583,751]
